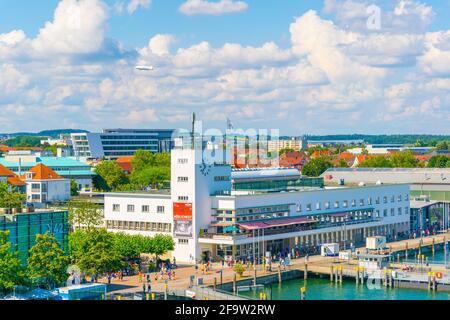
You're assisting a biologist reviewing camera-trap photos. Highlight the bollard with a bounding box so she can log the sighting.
[427,272,431,290]
[118,295,122,301]
[146,293,150,301]
[339,266,343,284]
[360,266,364,285]
[151,293,155,300]
[233,273,237,293]
[278,267,282,284]
[300,287,306,301]
[304,264,308,280]
[355,267,359,286]
[330,266,334,282]
[164,282,168,301]
[335,266,339,284]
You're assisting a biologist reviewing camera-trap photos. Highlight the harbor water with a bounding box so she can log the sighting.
[240,250,450,300]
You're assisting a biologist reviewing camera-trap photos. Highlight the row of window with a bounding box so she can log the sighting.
[375,207,409,218]
[106,220,172,232]
[112,204,165,214]
[296,194,409,213]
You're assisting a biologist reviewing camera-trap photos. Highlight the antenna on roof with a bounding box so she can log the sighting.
[191,112,196,149]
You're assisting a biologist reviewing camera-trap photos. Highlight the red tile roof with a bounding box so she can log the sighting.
[21,163,64,180]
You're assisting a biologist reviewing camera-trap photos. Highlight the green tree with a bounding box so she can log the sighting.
[94,161,128,191]
[0,231,26,293]
[150,234,175,259]
[27,233,69,289]
[68,199,103,231]
[112,233,141,260]
[359,155,392,168]
[428,156,450,168]
[302,156,332,177]
[68,229,89,263]
[76,229,125,277]
[436,141,449,151]
[390,151,418,168]
[70,180,79,197]
[0,182,26,209]
[337,159,349,168]
[130,166,170,189]
[132,150,156,172]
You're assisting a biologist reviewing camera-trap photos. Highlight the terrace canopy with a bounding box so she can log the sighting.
[238,216,315,231]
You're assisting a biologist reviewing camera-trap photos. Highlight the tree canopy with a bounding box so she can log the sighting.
[428,156,450,168]
[359,155,392,168]
[302,156,332,177]
[27,233,70,290]
[0,182,26,209]
[68,199,103,231]
[94,161,129,191]
[0,231,26,293]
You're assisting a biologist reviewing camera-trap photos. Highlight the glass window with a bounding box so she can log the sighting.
[316,202,321,210]
[360,199,365,206]
[306,204,312,211]
[325,202,330,209]
[142,205,150,213]
[296,204,302,212]
[157,206,165,213]
[383,196,387,204]
[383,209,388,217]
[334,201,339,209]
[127,205,135,213]
[376,197,380,204]
[343,200,348,208]
[113,204,120,212]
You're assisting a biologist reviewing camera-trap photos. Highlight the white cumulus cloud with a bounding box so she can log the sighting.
[179,0,248,16]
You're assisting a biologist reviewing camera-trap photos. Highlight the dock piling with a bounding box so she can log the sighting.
[355,267,359,286]
[339,266,343,284]
[330,266,334,282]
[304,264,308,280]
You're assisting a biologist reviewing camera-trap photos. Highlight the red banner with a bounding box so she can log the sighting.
[173,202,193,221]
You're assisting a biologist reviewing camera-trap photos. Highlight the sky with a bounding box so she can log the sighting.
[0,0,449,135]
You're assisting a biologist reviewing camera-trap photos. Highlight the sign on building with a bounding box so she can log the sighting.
[173,202,193,238]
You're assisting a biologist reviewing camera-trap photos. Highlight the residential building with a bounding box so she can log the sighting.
[267,137,308,153]
[0,209,69,264]
[22,164,71,207]
[278,151,310,170]
[116,156,134,174]
[346,144,435,155]
[104,139,411,263]
[0,164,26,192]
[0,151,95,193]
[70,129,175,160]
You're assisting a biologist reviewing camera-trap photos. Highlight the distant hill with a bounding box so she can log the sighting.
[305,134,450,145]
[0,129,89,138]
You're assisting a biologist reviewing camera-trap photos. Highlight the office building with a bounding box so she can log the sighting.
[0,210,69,264]
[70,129,175,160]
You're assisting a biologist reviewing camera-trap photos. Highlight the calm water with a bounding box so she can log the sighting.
[240,250,450,300]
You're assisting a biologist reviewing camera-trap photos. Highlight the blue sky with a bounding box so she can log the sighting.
[0,0,449,135]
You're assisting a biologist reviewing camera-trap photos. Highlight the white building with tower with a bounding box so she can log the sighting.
[104,136,411,264]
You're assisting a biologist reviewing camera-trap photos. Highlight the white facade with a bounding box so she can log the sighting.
[26,179,70,207]
[103,146,411,263]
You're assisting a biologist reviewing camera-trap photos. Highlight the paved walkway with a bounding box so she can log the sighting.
[99,232,450,296]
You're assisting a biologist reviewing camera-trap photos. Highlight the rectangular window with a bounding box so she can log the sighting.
[178,159,188,164]
[398,207,402,215]
[178,196,189,202]
[151,223,157,231]
[113,204,120,212]
[405,194,409,201]
[391,208,395,216]
[359,199,365,206]
[178,177,189,183]
[306,204,312,211]
[398,195,402,202]
[296,204,302,212]
[334,201,340,209]
[368,198,372,205]
[351,199,356,207]
[383,209,388,217]
[142,205,150,213]
[343,200,348,208]
[383,196,388,204]
[127,205,135,213]
[325,202,330,209]
[391,195,395,203]
[405,207,409,215]
[316,202,321,210]
[375,197,380,205]
[157,206,165,213]
[178,239,189,245]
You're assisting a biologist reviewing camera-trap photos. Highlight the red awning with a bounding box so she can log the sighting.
[238,216,314,231]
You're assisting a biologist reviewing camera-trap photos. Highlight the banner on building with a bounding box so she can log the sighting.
[173,202,193,238]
